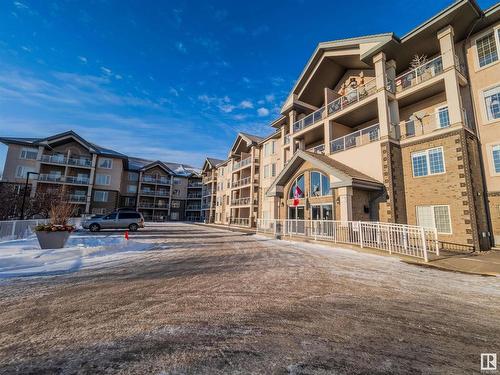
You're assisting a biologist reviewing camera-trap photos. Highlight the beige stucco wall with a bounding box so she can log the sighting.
[94,156,123,190]
[1,144,38,183]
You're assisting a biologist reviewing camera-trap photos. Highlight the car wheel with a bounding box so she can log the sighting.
[89,223,100,232]
[129,223,139,232]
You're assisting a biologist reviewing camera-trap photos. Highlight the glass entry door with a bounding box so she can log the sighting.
[288,206,305,234]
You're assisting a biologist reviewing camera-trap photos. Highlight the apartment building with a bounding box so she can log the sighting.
[0,130,202,221]
[201,157,223,223]
[204,0,499,250]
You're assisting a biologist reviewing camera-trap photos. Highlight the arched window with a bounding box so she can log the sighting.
[310,171,331,196]
[288,174,305,199]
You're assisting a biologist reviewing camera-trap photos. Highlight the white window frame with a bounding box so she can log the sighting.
[481,84,500,124]
[98,158,113,169]
[95,173,111,185]
[473,25,500,71]
[416,205,452,234]
[127,184,137,193]
[271,163,276,177]
[94,191,109,202]
[19,147,38,160]
[15,165,36,178]
[435,105,450,129]
[411,147,446,178]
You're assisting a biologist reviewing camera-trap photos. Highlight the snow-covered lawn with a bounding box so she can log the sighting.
[0,235,153,278]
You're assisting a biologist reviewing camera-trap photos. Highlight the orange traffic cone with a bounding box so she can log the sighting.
[125,230,129,240]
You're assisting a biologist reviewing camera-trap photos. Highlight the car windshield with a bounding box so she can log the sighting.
[103,213,117,220]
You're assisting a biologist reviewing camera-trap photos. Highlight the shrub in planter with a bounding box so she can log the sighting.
[35,198,76,249]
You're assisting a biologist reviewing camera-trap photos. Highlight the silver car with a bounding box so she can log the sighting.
[82,211,145,232]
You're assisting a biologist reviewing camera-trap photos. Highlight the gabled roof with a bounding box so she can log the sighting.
[202,157,225,172]
[228,132,264,157]
[266,150,382,197]
[139,160,175,174]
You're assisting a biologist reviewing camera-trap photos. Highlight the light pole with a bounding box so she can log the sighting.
[20,171,39,220]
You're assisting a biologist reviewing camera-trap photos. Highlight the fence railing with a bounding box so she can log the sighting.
[230,217,250,226]
[0,218,83,242]
[395,55,443,93]
[256,219,439,262]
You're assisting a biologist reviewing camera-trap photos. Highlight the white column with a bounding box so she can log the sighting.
[373,52,390,138]
[338,186,353,221]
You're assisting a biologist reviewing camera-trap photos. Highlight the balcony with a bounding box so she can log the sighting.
[230,217,250,226]
[186,205,201,211]
[293,107,325,133]
[40,154,92,168]
[140,189,169,197]
[65,176,90,185]
[307,144,325,154]
[142,176,171,185]
[233,157,255,171]
[327,79,377,116]
[188,181,203,188]
[284,134,290,145]
[38,174,64,183]
[330,123,380,154]
[231,176,256,189]
[231,197,253,206]
[68,194,87,203]
[187,193,202,199]
[395,55,443,93]
[138,202,169,209]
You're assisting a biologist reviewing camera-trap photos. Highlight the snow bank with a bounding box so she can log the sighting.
[0,235,152,278]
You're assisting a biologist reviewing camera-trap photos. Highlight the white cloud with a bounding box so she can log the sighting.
[114,74,122,80]
[252,25,270,37]
[257,107,270,117]
[175,41,187,54]
[239,100,253,109]
[265,94,275,102]
[169,87,179,97]
[100,66,112,75]
[13,1,28,9]
[232,114,247,121]
[219,104,235,113]
[271,76,285,86]
[78,56,88,64]
[242,77,250,84]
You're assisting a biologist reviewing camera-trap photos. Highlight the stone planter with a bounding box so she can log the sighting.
[36,231,71,249]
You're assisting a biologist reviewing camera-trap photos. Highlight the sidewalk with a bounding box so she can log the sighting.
[407,250,500,276]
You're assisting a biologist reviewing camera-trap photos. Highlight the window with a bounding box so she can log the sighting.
[484,86,500,121]
[493,145,500,174]
[119,212,140,219]
[103,212,117,220]
[310,171,331,196]
[288,174,305,199]
[92,208,106,214]
[15,166,36,178]
[173,177,181,185]
[416,205,452,234]
[20,147,38,160]
[124,197,136,206]
[173,189,180,197]
[95,174,111,185]
[128,173,139,181]
[171,200,181,208]
[127,184,137,193]
[271,163,276,177]
[411,147,445,177]
[476,32,498,68]
[98,158,113,169]
[436,106,450,128]
[263,141,276,157]
[94,191,109,202]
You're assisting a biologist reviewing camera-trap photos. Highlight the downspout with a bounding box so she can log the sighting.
[462,12,495,248]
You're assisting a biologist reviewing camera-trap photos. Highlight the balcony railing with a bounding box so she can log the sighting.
[330,123,380,154]
[231,197,253,206]
[38,174,64,183]
[231,176,256,188]
[186,205,201,210]
[186,216,202,222]
[284,134,290,145]
[68,194,87,203]
[327,79,377,116]
[230,217,250,226]
[188,182,203,188]
[307,144,325,154]
[395,55,443,93]
[65,176,90,185]
[233,157,254,170]
[40,154,92,167]
[142,176,171,185]
[140,189,169,196]
[187,193,202,199]
[293,106,325,132]
[138,202,169,209]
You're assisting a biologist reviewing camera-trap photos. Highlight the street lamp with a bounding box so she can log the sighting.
[20,171,39,220]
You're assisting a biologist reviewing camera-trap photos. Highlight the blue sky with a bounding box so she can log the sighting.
[0,0,496,170]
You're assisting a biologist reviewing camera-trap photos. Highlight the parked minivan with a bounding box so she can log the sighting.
[82,210,145,232]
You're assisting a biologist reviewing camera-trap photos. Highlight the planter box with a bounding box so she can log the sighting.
[36,231,71,249]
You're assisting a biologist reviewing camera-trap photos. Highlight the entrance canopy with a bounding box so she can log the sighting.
[266,150,382,197]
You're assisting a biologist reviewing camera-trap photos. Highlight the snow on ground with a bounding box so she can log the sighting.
[0,235,153,278]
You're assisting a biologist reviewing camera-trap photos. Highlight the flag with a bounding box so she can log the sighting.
[293,185,303,206]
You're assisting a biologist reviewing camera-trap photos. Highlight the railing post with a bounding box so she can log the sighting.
[388,226,392,254]
[11,220,16,239]
[421,227,428,262]
[314,221,317,241]
[434,228,440,256]
[359,221,364,248]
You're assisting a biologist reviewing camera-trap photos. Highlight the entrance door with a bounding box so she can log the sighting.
[288,206,305,234]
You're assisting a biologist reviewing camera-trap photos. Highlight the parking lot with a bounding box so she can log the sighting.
[0,222,499,374]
